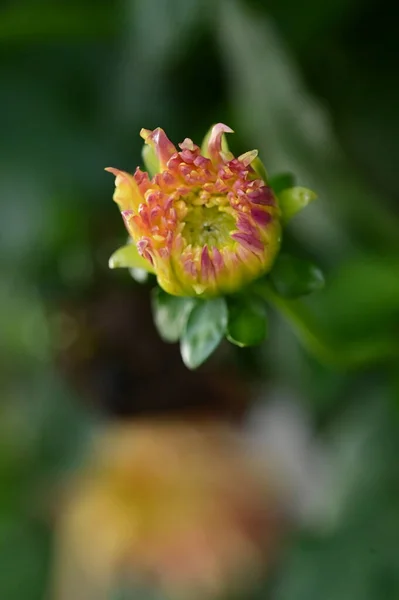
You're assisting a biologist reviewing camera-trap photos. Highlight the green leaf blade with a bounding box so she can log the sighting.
[180,298,228,369]
[152,288,196,343]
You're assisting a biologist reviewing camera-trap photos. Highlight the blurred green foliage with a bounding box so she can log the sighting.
[0,0,398,598]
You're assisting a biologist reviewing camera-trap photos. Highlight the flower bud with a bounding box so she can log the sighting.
[107,124,281,297]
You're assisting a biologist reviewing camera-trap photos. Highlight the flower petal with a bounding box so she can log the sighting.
[140,127,177,169]
[105,168,143,211]
[207,123,234,165]
[238,149,258,167]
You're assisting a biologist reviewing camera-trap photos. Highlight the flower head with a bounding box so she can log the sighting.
[107,124,281,297]
[54,420,281,599]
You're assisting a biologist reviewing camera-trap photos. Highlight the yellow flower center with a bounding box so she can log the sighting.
[181,203,236,248]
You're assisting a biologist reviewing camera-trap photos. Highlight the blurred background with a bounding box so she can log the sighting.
[1,0,399,598]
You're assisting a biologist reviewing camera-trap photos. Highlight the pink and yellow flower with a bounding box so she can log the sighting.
[53,420,281,599]
[106,124,281,297]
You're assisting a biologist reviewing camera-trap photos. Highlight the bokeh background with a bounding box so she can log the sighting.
[1,0,399,598]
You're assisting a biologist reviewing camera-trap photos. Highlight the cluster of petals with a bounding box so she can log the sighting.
[107,124,281,296]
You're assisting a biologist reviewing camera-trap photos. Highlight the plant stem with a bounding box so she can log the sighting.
[254,280,398,369]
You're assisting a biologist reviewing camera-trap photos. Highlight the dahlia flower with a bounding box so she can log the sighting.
[106,124,281,297]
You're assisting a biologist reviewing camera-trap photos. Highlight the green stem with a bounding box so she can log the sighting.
[254,280,399,369]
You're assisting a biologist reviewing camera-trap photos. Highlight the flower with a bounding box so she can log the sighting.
[53,420,281,600]
[106,124,281,297]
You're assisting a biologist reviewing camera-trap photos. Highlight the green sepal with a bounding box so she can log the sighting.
[251,157,268,183]
[152,288,196,343]
[269,172,296,195]
[109,242,154,272]
[269,254,325,298]
[226,296,268,347]
[142,143,160,178]
[278,186,317,223]
[180,297,228,369]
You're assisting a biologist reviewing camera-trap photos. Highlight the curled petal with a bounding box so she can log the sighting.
[136,237,154,265]
[201,245,215,282]
[179,138,196,151]
[212,247,224,274]
[140,127,177,169]
[207,123,234,165]
[238,149,258,167]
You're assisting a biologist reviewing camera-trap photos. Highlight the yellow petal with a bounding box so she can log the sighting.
[105,168,143,212]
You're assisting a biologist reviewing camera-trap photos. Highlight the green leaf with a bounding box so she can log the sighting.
[270,254,325,298]
[180,297,228,369]
[278,186,317,223]
[142,143,160,178]
[269,172,296,195]
[109,243,154,272]
[152,288,196,343]
[227,297,268,347]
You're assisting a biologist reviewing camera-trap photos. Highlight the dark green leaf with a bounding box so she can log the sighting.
[269,172,296,194]
[180,297,228,369]
[227,297,268,347]
[270,254,325,298]
[152,288,196,343]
